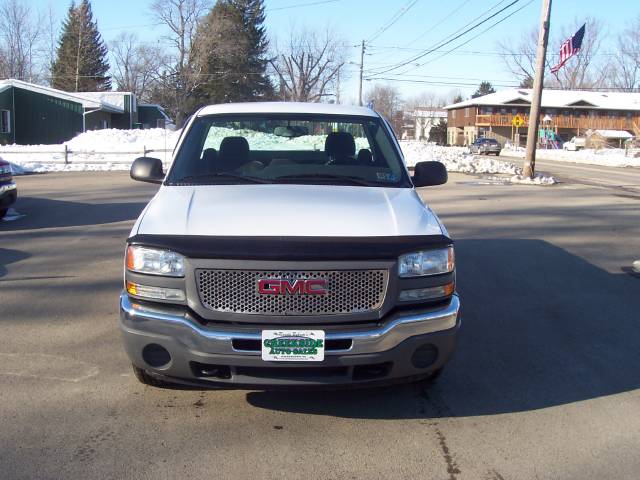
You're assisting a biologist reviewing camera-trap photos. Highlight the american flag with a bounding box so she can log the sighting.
[550,24,586,74]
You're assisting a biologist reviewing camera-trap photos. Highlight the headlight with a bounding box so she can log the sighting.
[126,245,185,277]
[398,247,454,277]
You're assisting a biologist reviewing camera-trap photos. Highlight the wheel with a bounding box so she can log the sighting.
[132,363,169,387]
[0,208,7,219]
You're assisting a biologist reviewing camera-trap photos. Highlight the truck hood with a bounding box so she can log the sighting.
[135,184,444,238]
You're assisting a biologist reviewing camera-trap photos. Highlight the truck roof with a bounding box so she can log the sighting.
[197,102,378,117]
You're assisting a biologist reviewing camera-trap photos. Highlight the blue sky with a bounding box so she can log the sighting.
[32,0,636,103]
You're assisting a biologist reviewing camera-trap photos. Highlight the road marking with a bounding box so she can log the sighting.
[0,353,99,383]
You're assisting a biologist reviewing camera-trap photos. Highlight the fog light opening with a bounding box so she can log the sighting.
[142,343,172,369]
[411,344,439,369]
[398,282,454,302]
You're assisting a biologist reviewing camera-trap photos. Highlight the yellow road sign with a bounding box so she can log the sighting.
[512,114,524,128]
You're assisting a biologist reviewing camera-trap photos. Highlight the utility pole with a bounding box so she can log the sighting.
[358,40,365,106]
[523,0,552,178]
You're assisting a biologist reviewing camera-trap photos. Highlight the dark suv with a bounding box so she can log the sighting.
[0,159,17,219]
[469,138,501,155]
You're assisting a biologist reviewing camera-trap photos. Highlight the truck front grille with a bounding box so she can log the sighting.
[196,269,388,316]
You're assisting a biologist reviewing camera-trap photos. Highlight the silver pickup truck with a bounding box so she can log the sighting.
[120,102,461,389]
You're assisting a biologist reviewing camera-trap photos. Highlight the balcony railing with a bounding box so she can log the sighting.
[476,113,638,131]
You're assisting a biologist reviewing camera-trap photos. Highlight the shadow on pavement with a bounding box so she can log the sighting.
[0,248,31,278]
[0,197,147,231]
[246,239,640,418]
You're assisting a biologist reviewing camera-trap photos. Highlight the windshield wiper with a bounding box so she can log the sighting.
[274,174,377,187]
[174,173,270,184]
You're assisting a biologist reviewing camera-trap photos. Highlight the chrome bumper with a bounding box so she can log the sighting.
[0,181,16,196]
[119,293,460,356]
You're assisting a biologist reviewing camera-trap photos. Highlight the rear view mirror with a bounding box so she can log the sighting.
[412,161,447,187]
[131,157,164,184]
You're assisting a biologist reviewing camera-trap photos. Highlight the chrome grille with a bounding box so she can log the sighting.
[196,269,388,316]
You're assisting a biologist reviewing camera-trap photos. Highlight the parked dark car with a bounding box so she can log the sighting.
[0,159,17,219]
[469,138,501,155]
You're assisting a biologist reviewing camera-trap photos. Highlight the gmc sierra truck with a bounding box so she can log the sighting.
[120,102,461,388]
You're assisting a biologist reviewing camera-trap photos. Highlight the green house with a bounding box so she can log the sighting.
[0,79,170,145]
[138,104,175,129]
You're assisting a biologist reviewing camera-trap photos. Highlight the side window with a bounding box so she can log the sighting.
[0,110,10,134]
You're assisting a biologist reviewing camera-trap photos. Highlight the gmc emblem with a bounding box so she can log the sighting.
[258,278,328,295]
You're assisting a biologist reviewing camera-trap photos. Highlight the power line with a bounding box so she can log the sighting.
[267,0,341,12]
[366,0,420,43]
[405,0,474,46]
[366,0,520,77]
[392,0,534,76]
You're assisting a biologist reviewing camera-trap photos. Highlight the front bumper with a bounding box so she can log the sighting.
[0,181,17,208]
[119,293,461,388]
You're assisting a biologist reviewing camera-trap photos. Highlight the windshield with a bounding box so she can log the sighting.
[166,114,411,187]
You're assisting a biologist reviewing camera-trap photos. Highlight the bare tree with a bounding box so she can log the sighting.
[149,0,207,125]
[498,18,607,89]
[365,83,402,124]
[110,33,167,101]
[270,26,346,102]
[0,0,45,82]
[610,15,640,91]
[497,29,538,86]
[404,91,443,112]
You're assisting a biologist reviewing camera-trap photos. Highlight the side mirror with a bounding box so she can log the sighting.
[412,161,448,187]
[131,157,164,184]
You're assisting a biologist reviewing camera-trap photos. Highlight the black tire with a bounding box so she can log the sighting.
[0,208,7,219]
[132,364,168,388]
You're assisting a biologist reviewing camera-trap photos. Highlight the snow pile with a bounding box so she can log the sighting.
[1,128,179,172]
[502,145,640,168]
[66,128,180,152]
[400,141,557,185]
[510,173,557,185]
[399,141,520,174]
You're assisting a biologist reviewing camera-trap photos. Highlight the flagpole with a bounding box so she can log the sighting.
[523,0,552,178]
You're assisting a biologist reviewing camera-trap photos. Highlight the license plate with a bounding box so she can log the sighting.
[261,330,325,362]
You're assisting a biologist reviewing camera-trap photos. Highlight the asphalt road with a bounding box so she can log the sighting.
[1,171,639,480]
[500,153,640,195]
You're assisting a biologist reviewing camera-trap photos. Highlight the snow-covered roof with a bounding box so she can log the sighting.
[79,91,132,112]
[444,88,640,111]
[593,129,634,139]
[197,102,377,117]
[0,79,126,113]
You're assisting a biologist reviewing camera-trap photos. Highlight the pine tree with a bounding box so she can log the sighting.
[51,0,111,92]
[193,0,273,104]
[471,81,496,99]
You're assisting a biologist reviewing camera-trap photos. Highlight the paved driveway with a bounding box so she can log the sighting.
[1,171,638,480]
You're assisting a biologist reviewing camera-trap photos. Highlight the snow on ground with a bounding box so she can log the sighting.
[2,129,556,185]
[502,145,640,168]
[1,128,180,174]
[399,141,556,184]
[399,141,520,174]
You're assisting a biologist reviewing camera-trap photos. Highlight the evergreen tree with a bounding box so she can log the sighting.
[453,94,464,103]
[193,0,273,104]
[52,1,111,92]
[471,81,496,99]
